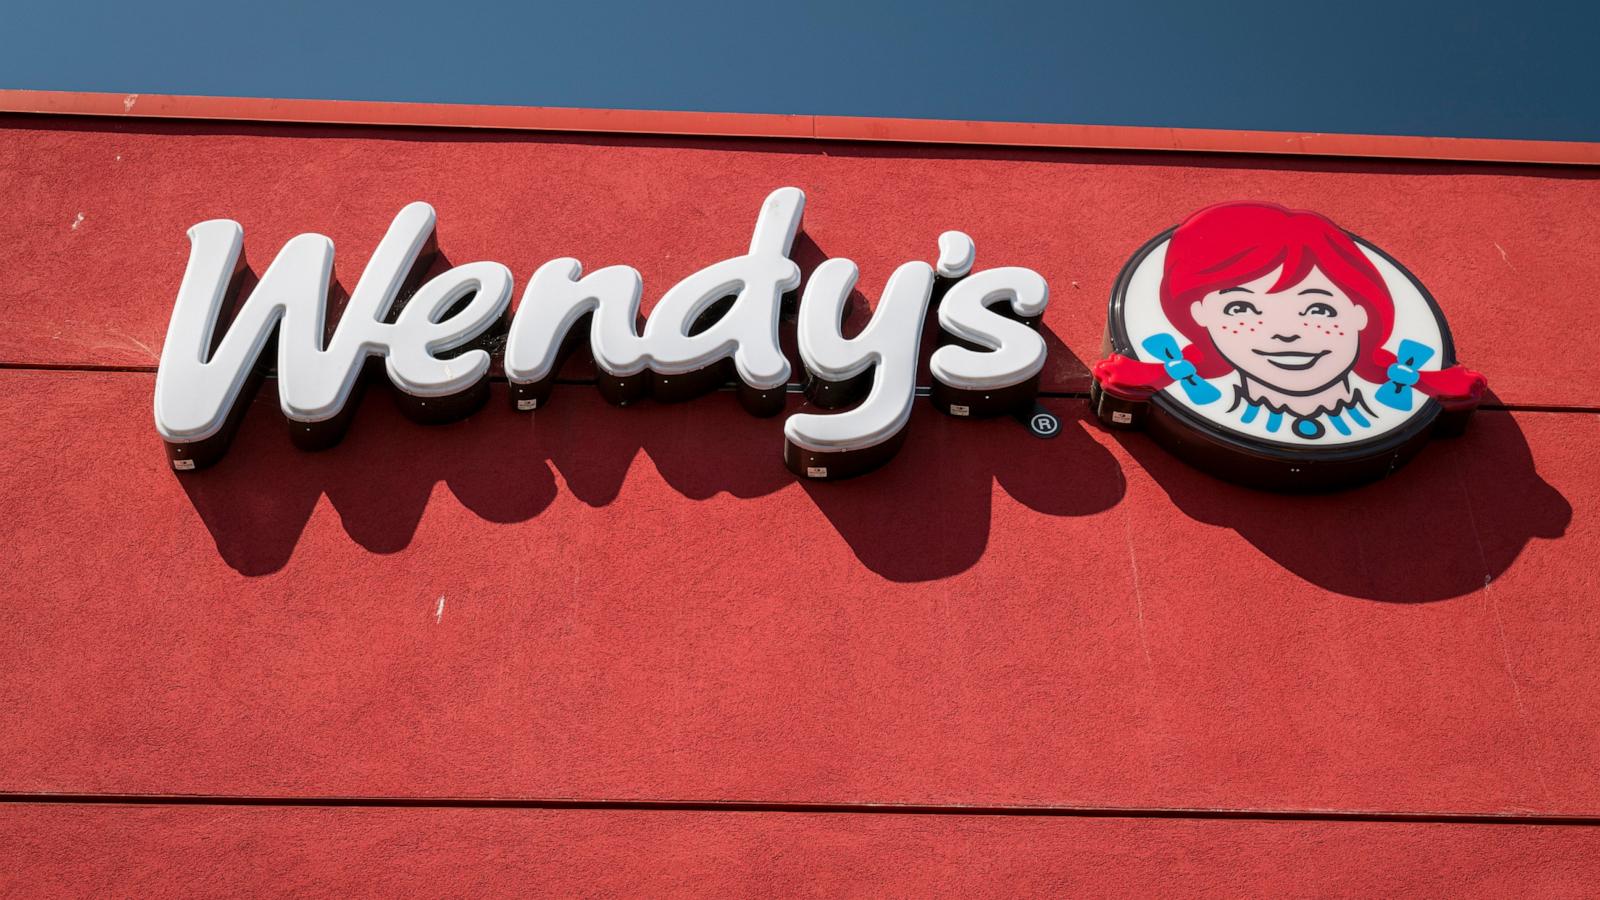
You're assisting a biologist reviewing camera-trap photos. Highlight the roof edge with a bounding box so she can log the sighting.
[2,89,1597,167]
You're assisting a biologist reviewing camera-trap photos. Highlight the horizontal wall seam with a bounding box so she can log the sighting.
[0,363,1592,414]
[1,793,1598,826]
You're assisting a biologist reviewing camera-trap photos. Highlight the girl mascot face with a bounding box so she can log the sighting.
[1187,255,1368,398]
[1092,200,1488,478]
[1163,202,1393,413]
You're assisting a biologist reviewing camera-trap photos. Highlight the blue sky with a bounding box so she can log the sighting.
[3,0,1595,141]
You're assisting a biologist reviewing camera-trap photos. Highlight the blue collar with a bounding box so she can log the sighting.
[1231,385,1376,440]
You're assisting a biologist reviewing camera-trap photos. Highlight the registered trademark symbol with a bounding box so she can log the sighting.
[1026,409,1060,439]
[1011,402,1060,439]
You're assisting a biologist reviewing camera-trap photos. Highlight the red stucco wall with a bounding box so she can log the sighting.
[2,114,1597,894]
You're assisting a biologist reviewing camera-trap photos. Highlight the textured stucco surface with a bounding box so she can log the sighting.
[2,117,1598,403]
[1,118,1596,894]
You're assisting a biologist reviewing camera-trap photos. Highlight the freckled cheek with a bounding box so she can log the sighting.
[1332,332,1361,363]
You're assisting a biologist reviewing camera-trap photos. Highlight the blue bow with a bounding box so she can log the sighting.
[1142,333,1221,405]
[1375,339,1435,411]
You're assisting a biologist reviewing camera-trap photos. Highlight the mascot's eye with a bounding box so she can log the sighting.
[1302,302,1338,317]
[1223,300,1261,316]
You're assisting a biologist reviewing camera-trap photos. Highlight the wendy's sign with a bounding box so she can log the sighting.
[1091,201,1486,489]
[153,188,1051,481]
[153,191,1485,489]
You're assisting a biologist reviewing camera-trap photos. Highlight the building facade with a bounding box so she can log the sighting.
[2,92,1598,895]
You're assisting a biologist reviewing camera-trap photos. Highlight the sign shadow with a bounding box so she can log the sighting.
[1110,402,1570,602]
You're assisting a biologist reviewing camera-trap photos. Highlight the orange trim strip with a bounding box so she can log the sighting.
[812,115,1600,166]
[3,89,1597,166]
[0,91,815,140]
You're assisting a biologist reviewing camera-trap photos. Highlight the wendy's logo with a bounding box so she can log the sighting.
[1091,201,1487,490]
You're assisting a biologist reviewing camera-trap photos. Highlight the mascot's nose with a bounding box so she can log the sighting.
[1271,334,1302,343]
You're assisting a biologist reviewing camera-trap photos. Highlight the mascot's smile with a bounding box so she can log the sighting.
[1253,349,1330,371]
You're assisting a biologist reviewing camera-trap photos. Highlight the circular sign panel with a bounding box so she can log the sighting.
[1091,201,1486,490]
